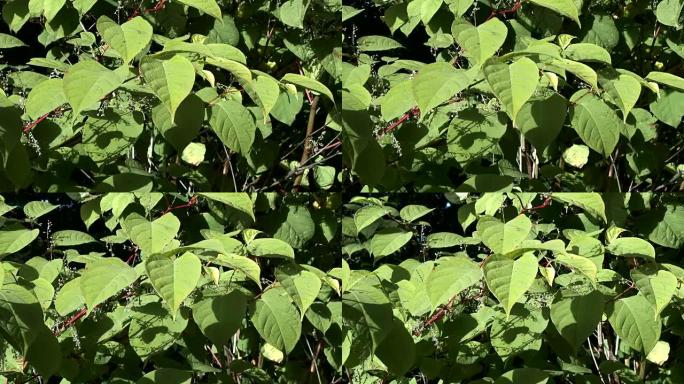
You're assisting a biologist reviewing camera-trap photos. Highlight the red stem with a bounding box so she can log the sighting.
[161,195,198,215]
[519,195,552,215]
[54,307,88,336]
[487,0,523,20]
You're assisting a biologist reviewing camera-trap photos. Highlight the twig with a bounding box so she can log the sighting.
[413,294,458,335]
[293,95,320,190]
[487,0,523,20]
[53,307,88,336]
[161,195,198,215]
[519,195,552,215]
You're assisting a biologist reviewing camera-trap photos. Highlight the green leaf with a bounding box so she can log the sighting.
[426,255,482,309]
[0,227,39,258]
[24,78,67,120]
[379,79,417,121]
[54,277,84,316]
[145,252,201,319]
[495,368,549,384]
[249,74,280,119]
[562,144,590,168]
[483,57,540,124]
[209,253,261,288]
[631,265,677,317]
[0,32,26,48]
[556,253,598,284]
[80,257,138,312]
[126,212,181,257]
[528,0,581,27]
[370,228,413,259]
[569,92,621,156]
[52,230,97,246]
[128,296,189,360]
[251,286,302,353]
[343,274,393,355]
[192,290,247,346]
[608,294,661,354]
[600,72,642,122]
[483,253,538,318]
[354,205,392,233]
[516,93,568,150]
[375,317,416,377]
[281,73,334,102]
[420,0,443,24]
[452,17,507,66]
[490,303,548,360]
[63,60,125,117]
[209,100,257,155]
[96,16,153,64]
[552,193,606,222]
[399,204,434,222]
[247,238,295,259]
[176,0,223,21]
[278,0,309,28]
[141,55,195,123]
[606,237,655,260]
[656,0,684,28]
[412,62,470,116]
[564,43,611,65]
[276,264,321,318]
[477,215,532,255]
[79,109,144,165]
[23,200,58,220]
[639,204,684,249]
[646,71,684,91]
[550,290,605,351]
[199,193,255,221]
[137,368,192,384]
[356,35,404,52]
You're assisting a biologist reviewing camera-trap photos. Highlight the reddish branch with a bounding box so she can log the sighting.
[487,0,523,20]
[54,307,87,336]
[161,195,198,215]
[380,107,420,136]
[23,108,65,133]
[519,195,552,215]
[128,0,167,20]
[413,294,458,335]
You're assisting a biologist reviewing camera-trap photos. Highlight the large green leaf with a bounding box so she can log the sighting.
[425,255,482,309]
[137,368,192,384]
[631,266,677,317]
[569,92,621,157]
[370,228,413,259]
[374,317,416,377]
[477,215,532,255]
[80,257,138,312]
[251,286,302,353]
[125,212,181,257]
[128,296,189,360]
[276,264,321,319]
[607,294,661,354]
[528,0,581,26]
[599,72,641,122]
[63,60,125,117]
[483,253,538,318]
[140,55,195,123]
[199,193,255,221]
[606,237,655,260]
[209,100,257,155]
[517,93,568,150]
[550,290,605,351]
[412,62,470,116]
[281,73,334,102]
[96,16,152,64]
[552,193,606,222]
[0,227,39,258]
[145,252,201,319]
[192,290,247,347]
[176,0,223,21]
[247,238,295,259]
[452,17,507,66]
[24,78,67,119]
[342,274,393,357]
[483,57,539,124]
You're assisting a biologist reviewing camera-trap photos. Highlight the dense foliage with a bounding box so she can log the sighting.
[0,193,342,383]
[342,0,684,192]
[342,192,684,383]
[0,0,341,191]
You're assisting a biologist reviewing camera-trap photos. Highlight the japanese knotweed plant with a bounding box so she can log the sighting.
[342,0,684,192]
[0,192,343,383]
[342,192,684,383]
[0,0,341,192]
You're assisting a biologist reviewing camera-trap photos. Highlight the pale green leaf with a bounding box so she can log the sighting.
[483,253,538,318]
[63,60,125,117]
[96,16,153,64]
[80,257,138,312]
[208,100,257,155]
[145,252,201,319]
[192,290,247,346]
[251,286,302,353]
[608,295,661,354]
[412,62,470,116]
[483,57,539,123]
[141,55,195,123]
